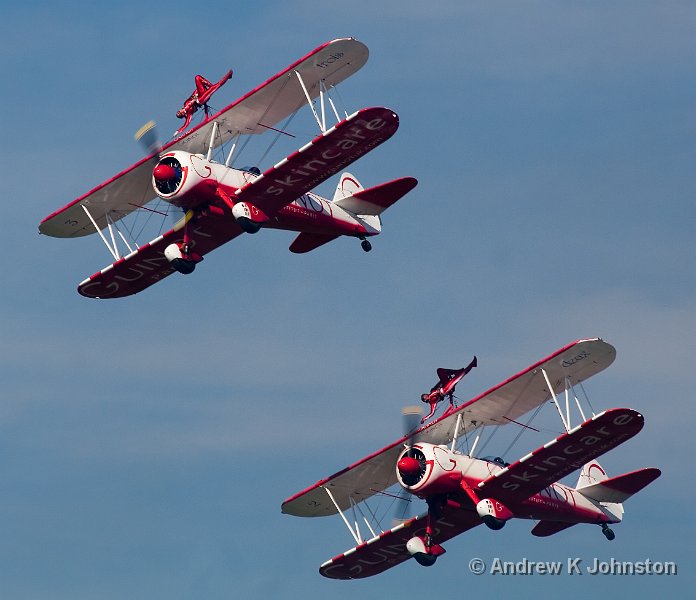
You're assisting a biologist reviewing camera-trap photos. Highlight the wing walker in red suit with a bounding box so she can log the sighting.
[420,356,477,422]
[175,70,233,135]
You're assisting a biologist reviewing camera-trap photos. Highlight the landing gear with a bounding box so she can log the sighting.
[406,534,444,567]
[170,257,197,275]
[406,499,447,567]
[237,216,261,234]
[601,523,615,541]
[359,236,372,252]
[413,550,438,567]
[164,242,201,275]
[481,515,506,530]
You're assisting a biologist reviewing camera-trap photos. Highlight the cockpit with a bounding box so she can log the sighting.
[481,455,510,467]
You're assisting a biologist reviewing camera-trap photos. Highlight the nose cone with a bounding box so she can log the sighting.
[398,456,421,479]
[153,163,176,181]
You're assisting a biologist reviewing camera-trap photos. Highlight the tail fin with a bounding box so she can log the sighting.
[575,460,623,521]
[333,172,363,202]
[576,460,609,490]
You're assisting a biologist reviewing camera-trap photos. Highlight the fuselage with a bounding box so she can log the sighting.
[152,150,379,238]
[397,443,620,526]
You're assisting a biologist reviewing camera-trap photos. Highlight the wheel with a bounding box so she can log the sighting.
[601,524,615,541]
[413,552,437,567]
[238,216,261,234]
[361,239,372,252]
[170,258,196,275]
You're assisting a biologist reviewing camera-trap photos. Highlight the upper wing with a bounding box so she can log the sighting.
[173,37,369,150]
[281,338,616,517]
[39,38,369,239]
[476,408,645,502]
[319,506,481,579]
[39,156,158,238]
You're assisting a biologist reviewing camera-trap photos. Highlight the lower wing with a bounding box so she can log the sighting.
[319,506,481,579]
[78,210,243,299]
[476,408,645,502]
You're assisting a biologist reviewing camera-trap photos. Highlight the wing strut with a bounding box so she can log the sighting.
[568,376,589,422]
[468,429,482,457]
[351,497,379,540]
[323,486,362,545]
[541,367,570,433]
[294,72,344,134]
[541,368,597,434]
[206,121,219,161]
[450,413,463,452]
[81,205,119,260]
[294,70,325,132]
[323,81,341,122]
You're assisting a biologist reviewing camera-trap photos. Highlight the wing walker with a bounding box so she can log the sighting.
[282,339,661,579]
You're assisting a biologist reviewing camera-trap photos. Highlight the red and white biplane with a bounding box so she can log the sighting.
[282,338,661,579]
[39,38,417,298]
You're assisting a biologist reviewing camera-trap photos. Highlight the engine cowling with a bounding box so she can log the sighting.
[396,443,462,497]
[152,151,228,209]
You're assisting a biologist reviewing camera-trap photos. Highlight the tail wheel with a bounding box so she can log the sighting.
[601,523,615,541]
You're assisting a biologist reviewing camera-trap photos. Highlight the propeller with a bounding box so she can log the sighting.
[134,120,185,225]
[393,405,424,524]
[134,120,162,157]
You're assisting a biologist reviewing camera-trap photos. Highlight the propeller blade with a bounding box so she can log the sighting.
[135,120,162,156]
[393,405,424,525]
[402,405,423,441]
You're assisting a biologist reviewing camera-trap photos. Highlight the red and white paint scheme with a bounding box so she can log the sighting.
[38,38,417,298]
[282,338,661,579]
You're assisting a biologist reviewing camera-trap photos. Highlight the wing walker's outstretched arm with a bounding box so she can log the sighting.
[420,356,477,423]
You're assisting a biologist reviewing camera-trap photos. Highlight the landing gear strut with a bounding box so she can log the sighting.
[359,236,372,252]
[406,498,447,567]
[164,214,202,275]
[601,523,615,541]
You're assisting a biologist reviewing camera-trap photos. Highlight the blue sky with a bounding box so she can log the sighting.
[2,1,694,597]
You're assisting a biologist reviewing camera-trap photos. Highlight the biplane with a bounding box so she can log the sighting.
[282,339,661,579]
[38,38,417,298]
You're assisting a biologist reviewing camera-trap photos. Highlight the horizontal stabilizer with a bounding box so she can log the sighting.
[531,520,577,537]
[289,232,339,254]
[576,468,661,503]
[333,177,417,215]
[319,505,481,579]
[478,408,645,502]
